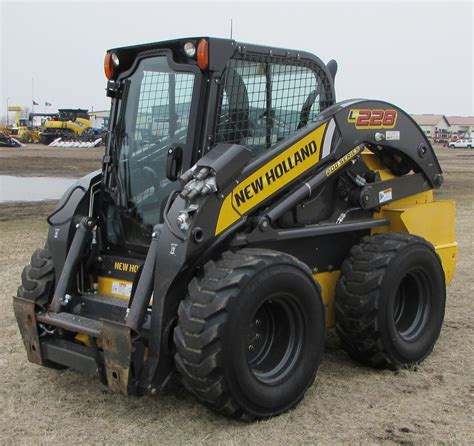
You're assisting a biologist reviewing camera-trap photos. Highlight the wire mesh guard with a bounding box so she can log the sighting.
[135,71,194,144]
[215,55,333,154]
[127,69,194,212]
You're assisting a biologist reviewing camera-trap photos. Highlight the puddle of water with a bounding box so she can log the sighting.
[0,176,77,203]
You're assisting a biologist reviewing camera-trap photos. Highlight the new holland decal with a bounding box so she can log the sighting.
[215,122,328,235]
[234,140,318,208]
[348,109,397,129]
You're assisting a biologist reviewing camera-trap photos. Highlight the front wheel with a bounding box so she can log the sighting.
[174,249,325,419]
[17,245,67,369]
[335,233,446,369]
[18,246,55,306]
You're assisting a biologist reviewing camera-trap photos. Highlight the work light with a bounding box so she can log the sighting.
[184,42,196,57]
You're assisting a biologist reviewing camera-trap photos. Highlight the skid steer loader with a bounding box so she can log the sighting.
[14,37,457,419]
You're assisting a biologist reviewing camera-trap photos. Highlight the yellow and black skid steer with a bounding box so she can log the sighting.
[14,37,457,419]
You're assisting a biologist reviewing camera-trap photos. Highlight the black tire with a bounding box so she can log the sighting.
[335,233,446,369]
[18,246,55,306]
[17,246,66,369]
[174,248,325,419]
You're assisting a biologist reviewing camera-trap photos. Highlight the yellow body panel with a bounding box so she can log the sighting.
[363,149,457,283]
[75,117,91,127]
[372,200,458,284]
[361,150,396,181]
[314,271,340,327]
[45,119,91,135]
[97,276,133,300]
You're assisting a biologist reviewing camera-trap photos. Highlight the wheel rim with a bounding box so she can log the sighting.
[393,269,431,341]
[246,294,304,384]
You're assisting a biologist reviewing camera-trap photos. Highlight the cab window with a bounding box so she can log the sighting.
[215,57,329,155]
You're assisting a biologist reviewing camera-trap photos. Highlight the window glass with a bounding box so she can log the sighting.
[112,56,195,246]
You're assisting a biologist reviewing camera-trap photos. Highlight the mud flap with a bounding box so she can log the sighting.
[12,296,43,365]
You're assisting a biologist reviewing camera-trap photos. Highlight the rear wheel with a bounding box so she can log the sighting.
[335,233,446,369]
[174,248,325,419]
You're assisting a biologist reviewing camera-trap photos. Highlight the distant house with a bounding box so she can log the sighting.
[411,114,450,141]
[88,110,110,129]
[446,116,474,136]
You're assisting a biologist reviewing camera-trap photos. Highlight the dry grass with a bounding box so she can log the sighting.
[0,147,473,444]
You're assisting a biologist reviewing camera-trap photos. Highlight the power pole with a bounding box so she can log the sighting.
[32,78,35,113]
[6,97,12,125]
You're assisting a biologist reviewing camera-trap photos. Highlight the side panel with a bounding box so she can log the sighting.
[372,200,457,284]
[363,149,457,283]
[314,271,340,327]
[47,170,101,282]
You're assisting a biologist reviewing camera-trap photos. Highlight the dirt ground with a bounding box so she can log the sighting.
[0,144,103,178]
[0,145,473,444]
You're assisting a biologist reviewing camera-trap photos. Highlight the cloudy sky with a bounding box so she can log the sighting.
[1,0,472,118]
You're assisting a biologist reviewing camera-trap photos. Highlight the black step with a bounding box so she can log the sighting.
[41,337,99,376]
[37,311,102,338]
[75,293,128,322]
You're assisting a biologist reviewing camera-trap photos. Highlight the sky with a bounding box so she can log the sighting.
[0,0,473,120]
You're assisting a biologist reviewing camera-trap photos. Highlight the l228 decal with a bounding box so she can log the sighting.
[348,109,397,129]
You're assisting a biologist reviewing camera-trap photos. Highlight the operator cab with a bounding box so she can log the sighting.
[102,37,336,249]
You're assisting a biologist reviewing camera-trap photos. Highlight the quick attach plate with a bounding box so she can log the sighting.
[101,320,133,395]
[12,296,43,365]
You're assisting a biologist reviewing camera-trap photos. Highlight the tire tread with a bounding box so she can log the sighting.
[335,233,437,369]
[174,248,315,419]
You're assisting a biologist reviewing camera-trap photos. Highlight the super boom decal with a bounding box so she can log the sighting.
[215,122,328,234]
[325,147,361,176]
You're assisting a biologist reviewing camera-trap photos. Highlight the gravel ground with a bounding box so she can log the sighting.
[0,146,473,444]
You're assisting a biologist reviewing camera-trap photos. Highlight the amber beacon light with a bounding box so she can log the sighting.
[104,52,119,80]
[197,39,209,70]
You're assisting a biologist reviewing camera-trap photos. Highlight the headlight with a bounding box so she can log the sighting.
[183,42,196,57]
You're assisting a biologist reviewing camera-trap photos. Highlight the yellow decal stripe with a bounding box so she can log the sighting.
[215,122,328,235]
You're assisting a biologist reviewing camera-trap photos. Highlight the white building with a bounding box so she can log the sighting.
[446,116,474,136]
[411,114,450,141]
[88,110,110,129]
